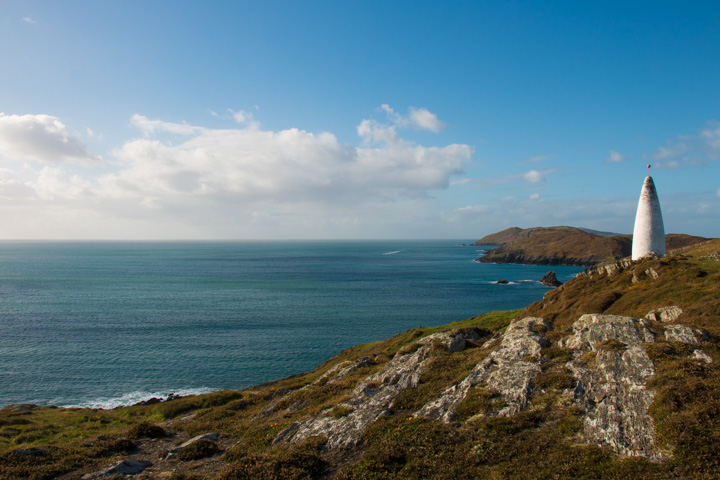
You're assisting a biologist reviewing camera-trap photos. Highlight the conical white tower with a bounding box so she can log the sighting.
[631,175,665,260]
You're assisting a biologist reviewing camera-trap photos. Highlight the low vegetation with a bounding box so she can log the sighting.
[1,240,719,479]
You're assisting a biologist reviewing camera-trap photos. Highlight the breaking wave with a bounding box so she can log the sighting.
[61,387,217,410]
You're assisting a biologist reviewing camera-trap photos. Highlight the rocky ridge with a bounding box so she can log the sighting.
[271,308,710,461]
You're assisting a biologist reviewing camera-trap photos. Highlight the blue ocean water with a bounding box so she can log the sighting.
[0,241,583,408]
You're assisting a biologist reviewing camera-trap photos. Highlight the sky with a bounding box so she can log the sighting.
[1,1,719,240]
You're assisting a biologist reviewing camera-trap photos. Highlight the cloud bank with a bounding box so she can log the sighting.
[0,107,472,238]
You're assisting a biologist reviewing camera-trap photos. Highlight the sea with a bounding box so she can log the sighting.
[0,241,584,409]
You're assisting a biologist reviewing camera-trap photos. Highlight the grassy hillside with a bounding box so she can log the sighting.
[1,240,719,479]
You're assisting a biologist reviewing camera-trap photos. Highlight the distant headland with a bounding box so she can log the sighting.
[474,226,708,266]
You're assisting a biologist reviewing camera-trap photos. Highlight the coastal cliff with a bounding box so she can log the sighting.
[475,226,707,266]
[1,239,719,479]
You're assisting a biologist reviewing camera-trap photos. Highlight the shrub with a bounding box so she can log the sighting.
[127,421,166,439]
[175,439,221,461]
[105,437,136,455]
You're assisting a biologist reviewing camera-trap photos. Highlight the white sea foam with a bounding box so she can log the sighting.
[62,387,217,410]
[382,250,402,255]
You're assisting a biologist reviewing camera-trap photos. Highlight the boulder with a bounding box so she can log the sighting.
[539,271,562,287]
[645,306,683,323]
[81,460,152,479]
[664,325,703,344]
[166,432,219,459]
[418,329,481,352]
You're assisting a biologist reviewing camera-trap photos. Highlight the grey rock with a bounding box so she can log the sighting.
[582,259,633,278]
[1,404,38,413]
[81,459,152,479]
[258,357,376,419]
[645,306,683,323]
[559,314,654,351]
[416,317,549,422]
[568,344,660,459]
[692,349,713,364]
[645,267,660,279]
[664,325,702,344]
[540,271,562,287]
[275,342,435,449]
[418,328,480,352]
[315,357,374,385]
[166,432,219,459]
[563,314,662,460]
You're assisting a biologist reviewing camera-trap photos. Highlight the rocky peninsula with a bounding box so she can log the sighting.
[475,226,707,266]
[1,239,719,479]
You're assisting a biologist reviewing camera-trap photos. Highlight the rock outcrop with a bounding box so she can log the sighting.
[416,317,549,422]
[275,329,481,449]
[540,271,562,287]
[560,314,660,459]
[645,306,683,323]
[165,432,219,459]
[275,309,711,462]
[81,459,152,479]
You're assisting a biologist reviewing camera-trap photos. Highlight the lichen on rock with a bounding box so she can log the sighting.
[645,306,683,323]
[562,313,661,459]
[416,317,549,422]
[274,340,437,449]
[664,324,704,345]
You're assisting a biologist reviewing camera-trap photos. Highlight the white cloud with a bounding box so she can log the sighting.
[22,16,37,24]
[527,155,548,163]
[130,114,203,136]
[450,178,471,186]
[357,118,398,144]
[478,168,556,187]
[528,193,541,200]
[606,150,624,163]
[523,170,545,183]
[407,107,446,133]
[32,167,93,200]
[228,109,258,128]
[701,121,720,161]
[648,120,720,167]
[358,105,447,144]
[108,117,469,206]
[0,113,101,164]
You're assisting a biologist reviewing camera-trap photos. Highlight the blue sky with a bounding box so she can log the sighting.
[1,1,719,239]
